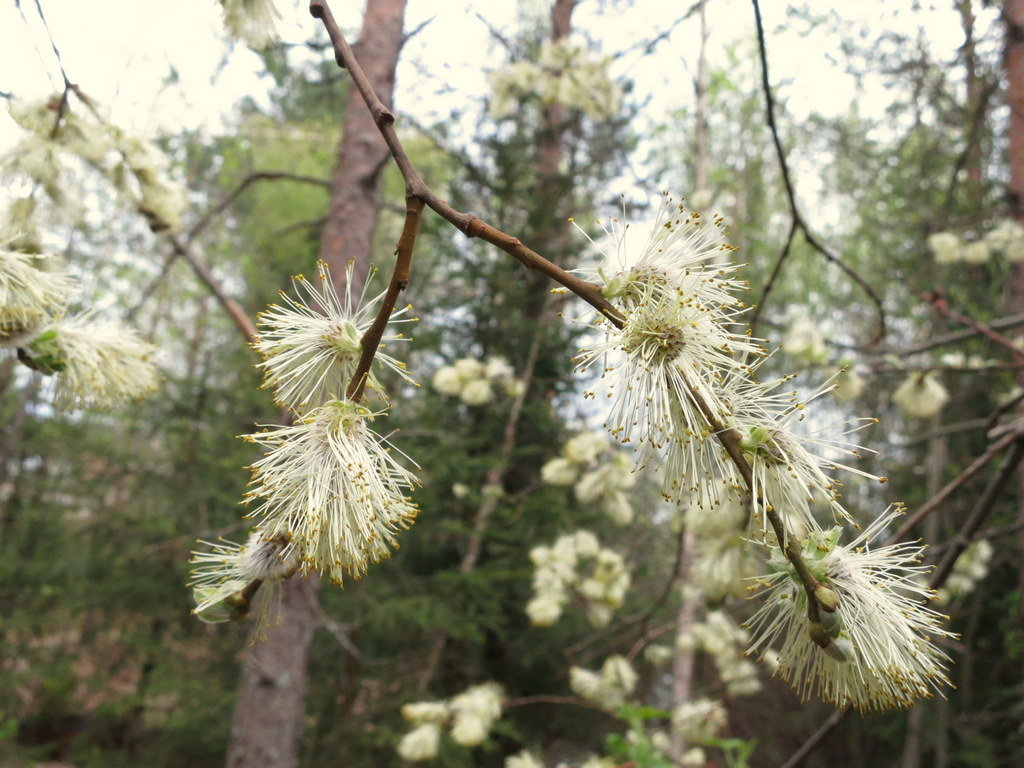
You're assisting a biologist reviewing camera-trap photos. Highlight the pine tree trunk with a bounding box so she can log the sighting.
[225,2,407,766]
[1004,0,1024,729]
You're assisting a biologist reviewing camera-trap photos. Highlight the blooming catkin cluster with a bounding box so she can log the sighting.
[569,654,637,707]
[254,263,413,410]
[746,509,952,711]
[571,193,951,710]
[684,610,761,698]
[670,697,727,747]
[927,220,1024,265]
[540,431,637,524]
[396,682,504,761]
[488,38,622,121]
[1,250,161,409]
[684,483,759,601]
[431,354,523,405]
[190,264,420,633]
[935,539,993,605]
[893,372,950,419]
[4,95,187,231]
[220,0,282,49]
[189,531,299,639]
[526,530,630,628]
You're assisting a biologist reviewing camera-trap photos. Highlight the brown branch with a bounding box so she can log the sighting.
[887,428,1021,544]
[346,196,423,401]
[930,438,1024,588]
[880,311,1024,356]
[310,0,827,629]
[188,171,330,242]
[779,708,848,768]
[749,0,886,347]
[922,289,1024,363]
[168,233,258,344]
[309,0,623,327]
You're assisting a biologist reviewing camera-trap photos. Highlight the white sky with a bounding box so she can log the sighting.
[0,0,987,197]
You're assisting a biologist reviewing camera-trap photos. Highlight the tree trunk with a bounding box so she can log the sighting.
[226,2,407,766]
[1004,0,1024,726]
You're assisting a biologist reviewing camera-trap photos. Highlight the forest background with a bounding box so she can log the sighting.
[1,1,1022,767]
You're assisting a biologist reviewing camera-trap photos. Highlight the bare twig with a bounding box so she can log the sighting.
[310,0,829,634]
[346,196,423,400]
[188,171,330,242]
[930,439,1024,588]
[748,0,886,346]
[922,289,1024,363]
[168,233,258,344]
[888,428,1021,544]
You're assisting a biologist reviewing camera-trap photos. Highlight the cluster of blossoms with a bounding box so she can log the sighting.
[927,219,1024,265]
[783,317,828,364]
[670,697,728,750]
[488,38,622,121]
[684,483,759,601]
[934,539,993,606]
[893,372,950,419]
[431,354,524,406]
[0,249,161,409]
[540,431,637,524]
[681,610,762,698]
[746,510,952,711]
[4,95,187,231]
[396,682,504,762]
[525,530,630,628]
[569,654,637,707]
[190,264,420,633]
[220,0,282,49]
[570,193,951,710]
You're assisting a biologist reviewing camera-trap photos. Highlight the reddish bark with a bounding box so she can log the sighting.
[1004,0,1024,697]
[225,2,408,766]
[318,0,408,291]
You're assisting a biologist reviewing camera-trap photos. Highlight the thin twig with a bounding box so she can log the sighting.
[310,0,828,632]
[922,289,1024,363]
[748,0,886,346]
[930,439,1024,588]
[346,196,423,401]
[887,428,1020,544]
[188,171,330,242]
[168,233,258,344]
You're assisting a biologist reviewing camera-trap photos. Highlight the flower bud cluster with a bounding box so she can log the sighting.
[935,539,993,605]
[396,682,504,761]
[569,654,637,707]
[4,95,187,231]
[670,697,727,746]
[432,354,524,406]
[928,220,1024,265]
[686,611,761,698]
[526,530,630,628]
[893,372,950,419]
[1,250,161,409]
[540,432,637,524]
[685,490,760,601]
[488,39,622,121]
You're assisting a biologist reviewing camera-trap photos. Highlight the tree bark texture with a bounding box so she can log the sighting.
[318,0,408,293]
[1004,0,1024,725]
[226,2,408,766]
